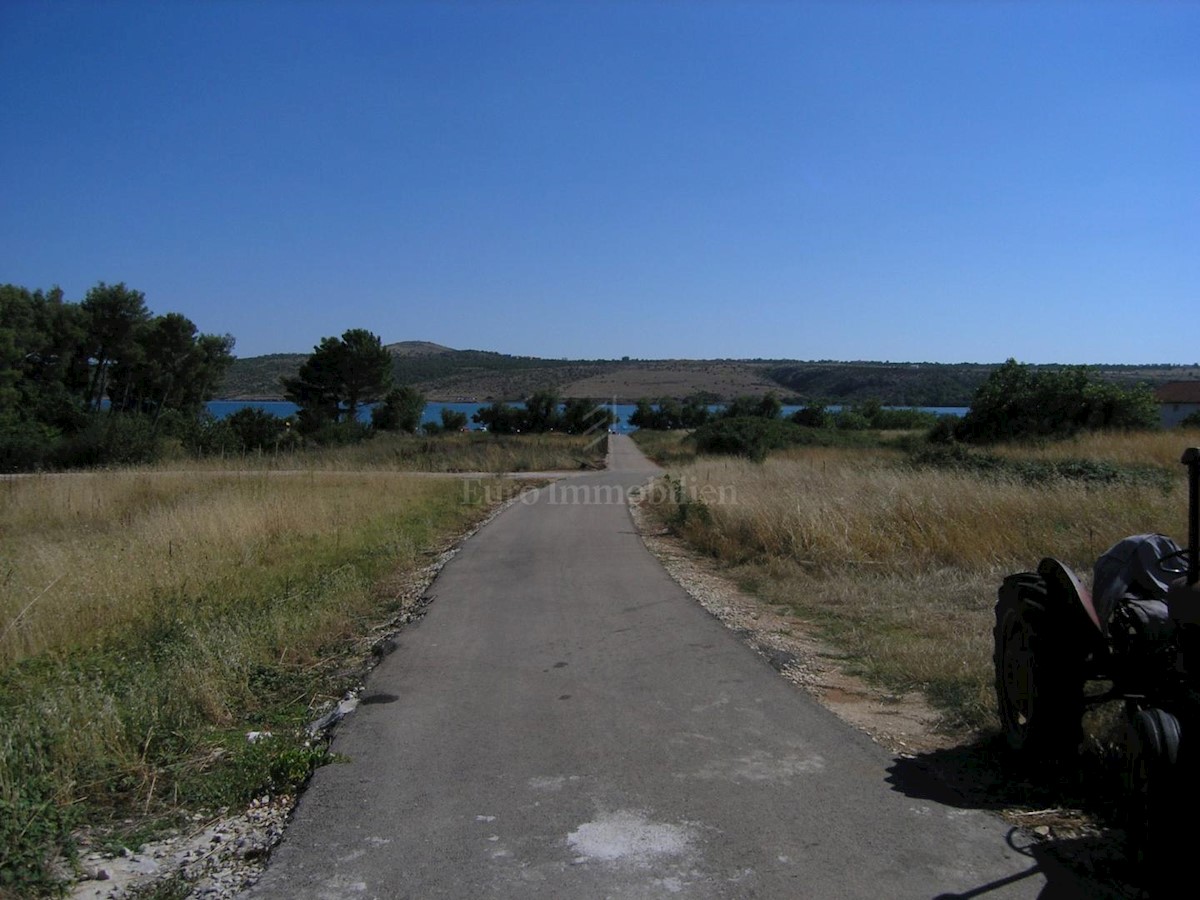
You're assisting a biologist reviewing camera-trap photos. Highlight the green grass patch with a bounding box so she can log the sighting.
[0,472,521,894]
[629,429,697,466]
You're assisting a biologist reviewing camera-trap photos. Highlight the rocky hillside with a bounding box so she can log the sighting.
[218,344,1199,405]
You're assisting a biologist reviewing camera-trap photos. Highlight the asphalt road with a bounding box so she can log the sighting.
[247,435,1100,899]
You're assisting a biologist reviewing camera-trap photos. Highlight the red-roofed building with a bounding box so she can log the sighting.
[1154,382,1200,427]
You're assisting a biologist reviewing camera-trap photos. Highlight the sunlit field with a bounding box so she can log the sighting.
[638,432,1195,732]
[0,468,524,892]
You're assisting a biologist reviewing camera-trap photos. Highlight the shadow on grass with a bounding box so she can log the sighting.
[886,736,1143,899]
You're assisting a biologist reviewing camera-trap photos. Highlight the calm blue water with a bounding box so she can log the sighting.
[207,400,968,431]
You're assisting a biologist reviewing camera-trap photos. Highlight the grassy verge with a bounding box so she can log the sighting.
[156,431,608,474]
[639,437,1192,735]
[0,470,524,895]
[629,429,696,466]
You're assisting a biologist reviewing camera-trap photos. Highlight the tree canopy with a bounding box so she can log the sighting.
[371,385,426,432]
[953,359,1158,443]
[471,390,616,434]
[282,328,393,423]
[1,282,235,469]
[628,397,712,430]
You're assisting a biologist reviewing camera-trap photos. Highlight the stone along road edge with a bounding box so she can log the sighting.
[246,435,1102,899]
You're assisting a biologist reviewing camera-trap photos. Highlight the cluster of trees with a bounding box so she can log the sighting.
[471,391,616,434]
[1,282,235,469]
[647,361,1159,463]
[945,359,1158,444]
[789,399,938,431]
[628,396,713,430]
[629,392,938,434]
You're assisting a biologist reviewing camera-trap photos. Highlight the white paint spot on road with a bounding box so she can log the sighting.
[566,810,694,866]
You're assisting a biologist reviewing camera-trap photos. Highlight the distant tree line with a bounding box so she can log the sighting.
[634,362,1160,462]
[1,282,235,470]
[628,392,938,434]
[471,390,616,434]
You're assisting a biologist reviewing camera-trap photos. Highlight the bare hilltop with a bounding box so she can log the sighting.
[218,341,1200,406]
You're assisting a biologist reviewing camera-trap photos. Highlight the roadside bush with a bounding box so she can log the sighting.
[691,417,805,461]
[0,417,60,471]
[226,407,290,452]
[52,413,161,468]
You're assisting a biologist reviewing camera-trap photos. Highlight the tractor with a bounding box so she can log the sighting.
[993,447,1200,879]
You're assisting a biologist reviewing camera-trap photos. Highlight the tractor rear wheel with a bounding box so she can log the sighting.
[993,573,1085,759]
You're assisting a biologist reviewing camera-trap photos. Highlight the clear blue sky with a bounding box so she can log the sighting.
[2,1,1196,364]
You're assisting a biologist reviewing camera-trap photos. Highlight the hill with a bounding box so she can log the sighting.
[217,345,1200,405]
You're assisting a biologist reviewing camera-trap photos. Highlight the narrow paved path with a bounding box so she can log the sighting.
[248,436,1090,899]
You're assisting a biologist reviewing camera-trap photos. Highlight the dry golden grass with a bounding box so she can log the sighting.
[1,467,521,890]
[671,448,1184,573]
[989,428,1200,469]
[648,435,1193,731]
[0,471,503,667]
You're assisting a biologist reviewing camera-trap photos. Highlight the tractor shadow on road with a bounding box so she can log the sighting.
[885,736,1142,899]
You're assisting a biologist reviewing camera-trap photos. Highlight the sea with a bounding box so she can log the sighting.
[206,401,969,432]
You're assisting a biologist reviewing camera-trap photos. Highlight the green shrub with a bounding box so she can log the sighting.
[0,418,60,471]
[955,359,1158,443]
[226,407,290,452]
[52,413,161,468]
[371,386,425,433]
[691,417,805,461]
[790,404,831,428]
